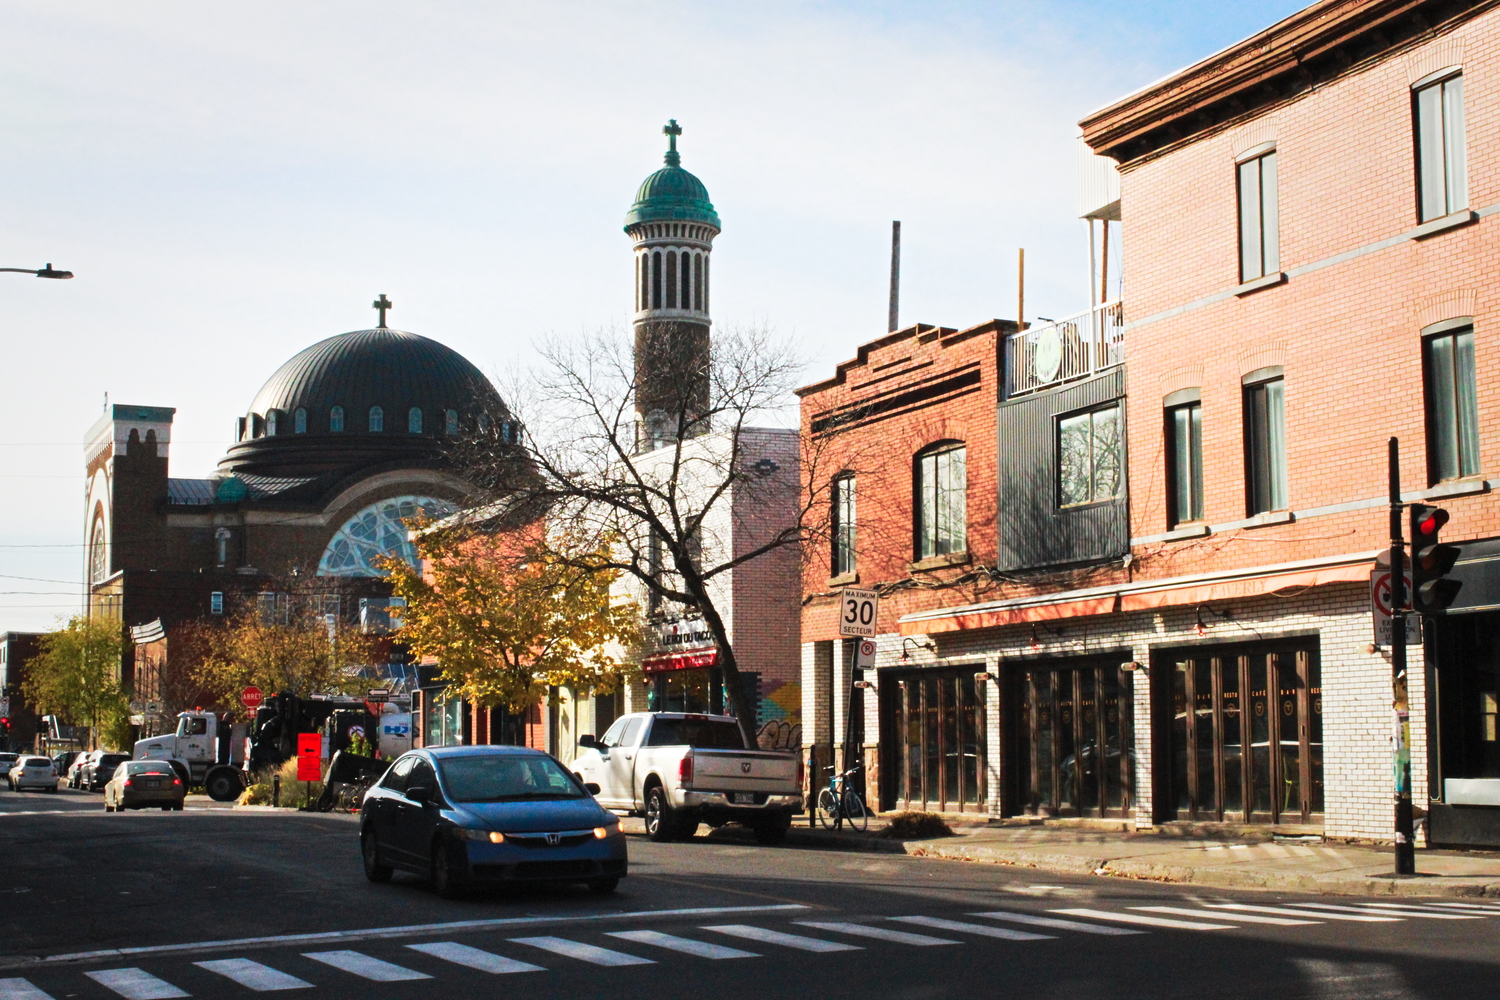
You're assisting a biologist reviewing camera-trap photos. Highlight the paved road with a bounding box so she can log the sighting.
[2,786,1498,1000]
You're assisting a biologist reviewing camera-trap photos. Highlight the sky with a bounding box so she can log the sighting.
[0,0,1306,634]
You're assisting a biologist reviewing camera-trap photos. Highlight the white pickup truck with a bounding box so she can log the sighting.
[573,712,802,844]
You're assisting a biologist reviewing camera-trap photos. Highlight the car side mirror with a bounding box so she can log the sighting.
[584,782,602,795]
[406,784,431,803]
[578,734,598,749]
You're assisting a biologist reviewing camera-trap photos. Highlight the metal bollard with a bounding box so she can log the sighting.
[272,774,280,808]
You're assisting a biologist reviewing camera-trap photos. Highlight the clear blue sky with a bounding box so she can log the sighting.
[0,0,1307,632]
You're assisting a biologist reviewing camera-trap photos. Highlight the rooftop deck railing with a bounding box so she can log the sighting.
[1004,300,1123,398]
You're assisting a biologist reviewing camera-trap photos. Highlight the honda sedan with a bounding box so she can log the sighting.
[359,746,627,898]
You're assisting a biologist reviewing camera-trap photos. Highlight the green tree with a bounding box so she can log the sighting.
[22,616,129,750]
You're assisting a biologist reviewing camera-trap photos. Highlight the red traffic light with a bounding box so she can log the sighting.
[1417,508,1449,536]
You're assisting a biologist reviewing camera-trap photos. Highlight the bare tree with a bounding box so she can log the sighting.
[455,323,844,747]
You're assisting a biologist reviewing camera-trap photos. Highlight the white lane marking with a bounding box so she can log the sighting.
[405,942,544,974]
[888,916,1052,941]
[1426,902,1500,912]
[700,925,862,953]
[1292,958,1422,1000]
[84,969,189,1000]
[508,937,654,967]
[193,960,311,992]
[40,904,811,965]
[606,931,758,959]
[1362,903,1492,915]
[1133,906,1318,926]
[794,921,960,946]
[0,979,55,1000]
[970,911,1144,935]
[1204,904,1400,923]
[300,951,431,982]
[1049,908,1235,931]
[1289,903,1475,920]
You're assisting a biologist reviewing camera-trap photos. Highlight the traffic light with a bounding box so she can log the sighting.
[1410,504,1463,613]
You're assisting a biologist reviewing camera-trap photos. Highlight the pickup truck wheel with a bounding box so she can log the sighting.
[675,814,700,839]
[644,785,675,843]
[362,830,393,883]
[204,769,243,802]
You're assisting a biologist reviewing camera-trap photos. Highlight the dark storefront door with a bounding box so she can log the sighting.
[1010,660,1134,818]
[880,668,985,813]
[1154,639,1323,825]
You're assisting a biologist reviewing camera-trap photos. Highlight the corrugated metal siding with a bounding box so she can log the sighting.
[996,368,1128,571]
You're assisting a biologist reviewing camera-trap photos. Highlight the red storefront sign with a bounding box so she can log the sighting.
[641,647,718,674]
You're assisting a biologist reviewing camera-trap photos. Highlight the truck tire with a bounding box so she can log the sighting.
[644,784,676,843]
[205,768,243,803]
[752,814,791,845]
[675,813,700,839]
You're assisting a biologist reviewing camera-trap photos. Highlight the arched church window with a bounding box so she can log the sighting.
[666,250,678,307]
[266,410,279,436]
[318,495,457,577]
[694,253,703,311]
[90,515,107,584]
[652,251,662,309]
[408,407,422,434]
[214,527,231,568]
[330,406,345,432]
[680,252,691,309]
[294,407,307,434]
[369,406,384,432]
[445,409,458,436]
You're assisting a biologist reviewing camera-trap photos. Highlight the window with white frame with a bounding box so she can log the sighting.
[1237,148,1279,282]
[1059,404,1122,508]
[915,443,966,559]
[831,475,856,576]
[1415,70,1467,222]
[1424,323,1480,482]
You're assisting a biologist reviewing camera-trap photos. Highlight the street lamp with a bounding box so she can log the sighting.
[0,263,74,279]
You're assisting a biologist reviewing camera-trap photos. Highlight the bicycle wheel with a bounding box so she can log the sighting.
[842,789,868,831]
[815,787,839,829]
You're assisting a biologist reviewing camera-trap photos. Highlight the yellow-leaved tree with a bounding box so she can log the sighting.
[386,525,640,713]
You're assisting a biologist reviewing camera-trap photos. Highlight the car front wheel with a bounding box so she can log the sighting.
[430,840,463,899]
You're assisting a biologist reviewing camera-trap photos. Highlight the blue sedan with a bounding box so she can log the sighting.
[359,745,627,897]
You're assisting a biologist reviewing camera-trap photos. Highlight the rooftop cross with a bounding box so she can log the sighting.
[372,294,392,328]
[663,119,682,165]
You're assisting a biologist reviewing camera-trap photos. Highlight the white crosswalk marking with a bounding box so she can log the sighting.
[1133,906,1318,926]
[1426,902,1500,912]
[1205,903,1399,923]
[1362,903,1491,916]
[970,911,1144,935]
[194,959,311,992]
[405,942,545,974]
[701,925,862,952]
[889,916,1052,941]
[301,950,432,982]
[606,930,759,959]
[1049,908,1235,931]
[794,921,960,946]
[84,969,189,1000]
[508,936,655,967]
[1288,903,1476,920]
[0,979,55,1000]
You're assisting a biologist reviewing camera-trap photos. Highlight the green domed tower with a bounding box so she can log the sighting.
[625,120,720,451]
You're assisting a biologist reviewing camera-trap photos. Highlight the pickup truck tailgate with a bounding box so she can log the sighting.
[688,749,799,793]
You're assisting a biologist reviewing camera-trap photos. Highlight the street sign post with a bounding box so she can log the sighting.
[1370,571,1421,646]
[241,686,264,710]
[838,588,879,638]
[854,638,877,670]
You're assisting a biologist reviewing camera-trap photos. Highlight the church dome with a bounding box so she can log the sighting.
[624,121,721,231]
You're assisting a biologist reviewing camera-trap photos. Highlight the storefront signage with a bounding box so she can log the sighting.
[655,617,713,650]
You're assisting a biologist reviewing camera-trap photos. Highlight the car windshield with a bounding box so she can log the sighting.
[645,718,746,749]
[438,754,585,802]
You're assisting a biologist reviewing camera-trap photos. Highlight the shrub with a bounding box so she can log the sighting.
[238,757,323,807]
[880,811,954,840]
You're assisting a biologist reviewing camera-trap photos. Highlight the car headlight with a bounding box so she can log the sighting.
[453,827,505,843]
[594,818,621,839]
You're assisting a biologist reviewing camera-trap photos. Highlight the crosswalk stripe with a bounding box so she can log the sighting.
[507,936,655,967]
[300,950,432,982]
[1427,902,1500,912]
[889,916,1052,941]
[194,959,312,991]
[1362,903,1492,916]
[1204,904,1399,922]
[1132,906,1318,926]
[794,921,961,946]
[0,979,56,1000]
[606,930,759,959]
[84,969,189,1000]
[969,911,1144,935]
[405,942,545,974]
[1049,908,1235,931]
[700,925,862,953]
[1288,903,1477,920]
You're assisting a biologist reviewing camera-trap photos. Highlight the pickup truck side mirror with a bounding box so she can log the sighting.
[577,734,598,749]
[406,784,431,804]
[584,782,602,795]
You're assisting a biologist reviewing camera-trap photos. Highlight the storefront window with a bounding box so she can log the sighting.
[1017,661,1132,818]
[882,668,985,813]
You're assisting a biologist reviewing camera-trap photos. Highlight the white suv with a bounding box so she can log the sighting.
[9,756,57,792]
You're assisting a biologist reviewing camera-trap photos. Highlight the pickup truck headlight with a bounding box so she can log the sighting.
[453,827,505,843]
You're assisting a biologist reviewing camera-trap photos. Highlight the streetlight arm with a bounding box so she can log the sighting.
[0,264,74,279]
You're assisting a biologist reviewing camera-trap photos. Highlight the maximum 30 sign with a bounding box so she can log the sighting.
[839,588,879,638]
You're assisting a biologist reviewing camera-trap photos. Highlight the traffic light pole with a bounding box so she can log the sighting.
[1388,437,1417,875]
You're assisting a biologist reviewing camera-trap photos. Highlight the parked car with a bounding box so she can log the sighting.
[359,745,627,898]
[83,753,132,792]
[67,751,98,789]
[0,752,18,781]
[52,750,83,780]
[573,712,802,844]
[9,756,58,792]
[103,760,185,812]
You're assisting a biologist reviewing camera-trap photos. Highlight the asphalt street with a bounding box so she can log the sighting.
[2,786,1498,1000]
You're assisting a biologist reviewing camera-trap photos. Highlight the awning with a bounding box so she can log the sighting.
[901,597,1117,636]
[641,647,719,674]
[1118,562,1372,611]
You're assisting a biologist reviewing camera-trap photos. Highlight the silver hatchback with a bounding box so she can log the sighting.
[9,756,57,792]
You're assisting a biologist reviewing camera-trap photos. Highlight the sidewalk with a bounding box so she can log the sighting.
[692,817,1500,898]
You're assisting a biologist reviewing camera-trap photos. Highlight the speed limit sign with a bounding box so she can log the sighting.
[839,588,879,637]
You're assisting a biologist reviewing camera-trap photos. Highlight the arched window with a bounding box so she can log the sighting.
[294,407,307,434]
[445,409,458,436]
[666,250,678,307]
[652,251,662,308]
[703,254,710,311]
[369,406,384,432]
[914,442,967,560]
[478,413,492,434]
[832,475,856,576]
[329,406,345,432]
[680,251,691,308]
[408,407,422,434]
[214,527,231,568]
[265,410,278,436]
[693,253,703,311]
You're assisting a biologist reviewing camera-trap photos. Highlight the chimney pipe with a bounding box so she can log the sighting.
[888,221,901,333]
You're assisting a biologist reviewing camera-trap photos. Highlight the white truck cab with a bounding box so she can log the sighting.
[134,711,249,802]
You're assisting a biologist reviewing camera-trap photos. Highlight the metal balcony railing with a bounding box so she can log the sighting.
[1005,300,1124,398]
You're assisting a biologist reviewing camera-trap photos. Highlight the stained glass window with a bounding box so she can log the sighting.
[317,495,455,577]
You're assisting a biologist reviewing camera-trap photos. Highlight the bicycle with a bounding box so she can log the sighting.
[815,763,868,831]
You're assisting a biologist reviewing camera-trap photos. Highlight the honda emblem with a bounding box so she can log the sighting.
[741,761,751,773]
[545,832,561,846]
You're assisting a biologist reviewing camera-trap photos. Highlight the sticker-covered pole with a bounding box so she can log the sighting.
[1388,437,1416,875]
